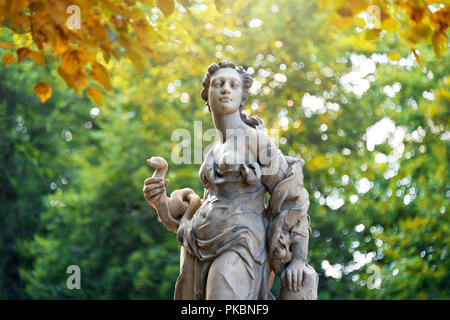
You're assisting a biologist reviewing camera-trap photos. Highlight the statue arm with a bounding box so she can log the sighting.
[257,134,316,295]
[144,157,202,233]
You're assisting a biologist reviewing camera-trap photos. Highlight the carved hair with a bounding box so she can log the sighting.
[201,61,265,129]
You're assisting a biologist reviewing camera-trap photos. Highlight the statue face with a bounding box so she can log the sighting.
[208,68,243,115]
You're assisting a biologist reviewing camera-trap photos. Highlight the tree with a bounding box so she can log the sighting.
[1,0,448,299]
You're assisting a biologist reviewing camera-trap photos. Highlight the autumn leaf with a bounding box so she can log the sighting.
[125,49,144,74]
[86,86,104,105]
[412,49,422,65]
[337,7,353,17]
[57,66,89,96]
[400,24,432,45]
[389,52,401,61]
[381,17,400,33]
[432,31,448,58]
[158,0,175,17]
[2,52,16,66]
[28,51,45,66]
[139,0,154,5]
[179,0,192,12]
[333,17,354,29]
[33,82,52,103]
[0,41,16,49]
[61,49,89,75]
[90,61,112,90]
[364,29,382,41]
[215,0,223,12]
[16,47,31,63]
[16,47,45,66]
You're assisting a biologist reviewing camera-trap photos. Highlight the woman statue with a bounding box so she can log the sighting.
[143,61,318,300]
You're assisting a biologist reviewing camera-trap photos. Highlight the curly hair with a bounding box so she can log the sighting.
[200,61,264,129]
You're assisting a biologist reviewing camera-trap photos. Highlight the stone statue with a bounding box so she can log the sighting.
[143,61,318,300]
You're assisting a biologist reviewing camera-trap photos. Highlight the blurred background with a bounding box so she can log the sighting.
[0,0,448,299]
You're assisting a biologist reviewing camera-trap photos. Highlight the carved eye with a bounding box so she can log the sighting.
[231,82,239,88]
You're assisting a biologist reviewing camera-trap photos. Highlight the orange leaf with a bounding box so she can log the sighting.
[412,49,422,66]
[16,47,31,63]
[337,7,353,17]
[432,31,448,58]
[333,17,354,29]
[57,66,89,96]
[28,50,45,66]
[15,47,45,66]
[90,61,112,90]
[0,42,16,49]
[61,49,89,75]
[33,82,52,103]
[2,52,16,66]
[86,86,103,105]
[158,0,175,17]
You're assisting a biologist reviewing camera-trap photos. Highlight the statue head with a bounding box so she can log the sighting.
[201,60,264,129]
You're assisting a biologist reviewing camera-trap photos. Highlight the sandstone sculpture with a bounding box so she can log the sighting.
[143,61,318,300]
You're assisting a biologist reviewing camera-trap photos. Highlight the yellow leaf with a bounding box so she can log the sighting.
[90,61,112,90]
[61,49,89,75]
[355,17,366,28]
[0,41,16,49]
[33,82,52,103]
[317,0,347,10]
[215,0,223,12]
[28,51,45,66]
[57,66,89,96]
[86,86,103,105]
[333,17,354,29]
[364,28,382,41]
[432,31,448,58]
[125,49,144,74]
[400,24,432,45]
[389,52,401,61]
[381,17,400,33]
[140,0,154,5]
[2,52,16,66]
[131,14,157,47]
[158,0,174,17]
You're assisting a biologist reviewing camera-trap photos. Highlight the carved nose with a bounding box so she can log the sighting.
[221,84,230,94]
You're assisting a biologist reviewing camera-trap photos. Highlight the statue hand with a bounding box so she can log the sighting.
[143,176,169,209]
[281,258,306,292]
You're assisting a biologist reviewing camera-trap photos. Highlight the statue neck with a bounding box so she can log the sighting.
[212,111,247,143]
